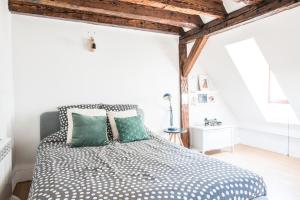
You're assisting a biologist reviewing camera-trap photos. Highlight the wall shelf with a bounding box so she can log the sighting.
[189,90,217,94]
[189,90,218,105]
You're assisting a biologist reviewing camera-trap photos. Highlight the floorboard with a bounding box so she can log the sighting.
[13,145,300,200]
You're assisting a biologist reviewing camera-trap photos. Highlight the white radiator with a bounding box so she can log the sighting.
[0,138,12,200]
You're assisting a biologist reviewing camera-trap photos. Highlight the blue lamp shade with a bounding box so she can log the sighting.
[163,93,172,101]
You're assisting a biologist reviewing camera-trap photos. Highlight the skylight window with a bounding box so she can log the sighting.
[226,38,298,124]
[269,70,288,104]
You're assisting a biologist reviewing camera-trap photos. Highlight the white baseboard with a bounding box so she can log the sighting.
[238,128,300,159]
[12,164,33,191]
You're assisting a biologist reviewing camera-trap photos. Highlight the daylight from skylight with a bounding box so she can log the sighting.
[226,38,299,124]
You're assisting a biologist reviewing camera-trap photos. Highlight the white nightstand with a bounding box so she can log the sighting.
[190,125,234,154]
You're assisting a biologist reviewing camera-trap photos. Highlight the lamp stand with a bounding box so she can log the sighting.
[168,100,176,131]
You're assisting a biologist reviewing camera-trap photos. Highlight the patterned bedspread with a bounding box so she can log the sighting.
[29,130,267,200]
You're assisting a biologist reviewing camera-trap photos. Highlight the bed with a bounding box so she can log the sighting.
[28,111,268,200]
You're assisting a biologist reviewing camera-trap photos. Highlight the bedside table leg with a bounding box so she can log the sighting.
[173,134,177,144]
[178,135,184,146]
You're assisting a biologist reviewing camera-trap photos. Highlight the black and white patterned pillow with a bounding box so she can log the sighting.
[99,104,138,140]
[58,104,102,130]
[39,128,67,146]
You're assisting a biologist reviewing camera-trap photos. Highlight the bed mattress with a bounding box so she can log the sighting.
[29,130,267,200]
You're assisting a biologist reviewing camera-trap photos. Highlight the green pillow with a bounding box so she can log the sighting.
[71,113,108,147]
[115,115,149,143]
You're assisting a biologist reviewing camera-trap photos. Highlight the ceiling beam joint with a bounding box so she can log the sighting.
[180,0,300,43]
[182,36,208,77]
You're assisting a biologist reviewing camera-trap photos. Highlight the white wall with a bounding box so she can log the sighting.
[11,14,180,178]
[188,70,237,128]
[189,6,300,158]
[0,0,14,138]
[239,128,300,158]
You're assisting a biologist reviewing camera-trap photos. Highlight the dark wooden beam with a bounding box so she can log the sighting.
[234,0,262,5]
[21,0,202,28]
[180,0,300,43]
[9,0,184,35]
[119,0,227,18]
[179,42,190,148]
[182,36,208,77]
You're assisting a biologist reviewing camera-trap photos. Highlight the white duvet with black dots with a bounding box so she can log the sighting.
[29,130,267,200]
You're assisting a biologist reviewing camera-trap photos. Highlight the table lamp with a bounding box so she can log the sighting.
[163,93,176,131]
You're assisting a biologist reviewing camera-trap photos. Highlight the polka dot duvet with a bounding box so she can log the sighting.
[28,130,267,200]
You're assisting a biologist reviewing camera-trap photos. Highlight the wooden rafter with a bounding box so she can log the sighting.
[14,0,203,28]
[234,0,262,5]
[180,0,300,43]
[9,0,184,35]
[182,36,208,77]
[119,0,227,18]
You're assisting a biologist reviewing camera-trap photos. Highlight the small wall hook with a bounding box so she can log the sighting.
[90,36,96,52]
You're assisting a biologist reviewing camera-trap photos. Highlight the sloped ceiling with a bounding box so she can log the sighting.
[190,6,300,131]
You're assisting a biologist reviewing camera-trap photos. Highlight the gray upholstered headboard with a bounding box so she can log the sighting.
[40,108,144,140]
[40,111,60,140]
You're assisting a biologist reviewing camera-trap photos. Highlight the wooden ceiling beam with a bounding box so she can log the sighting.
[182,36,208,77]
[118,0,227,18]
[234,0,262,5]
[9,0,184,35]
[17,0,202,28]
[180,0,300,43]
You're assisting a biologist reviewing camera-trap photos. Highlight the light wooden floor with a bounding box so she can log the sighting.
[210,144,300,200]
[13,181,31,200]
[13,145,300,200]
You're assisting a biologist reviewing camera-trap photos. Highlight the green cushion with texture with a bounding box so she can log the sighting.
[71,113,108,147]
[115,115,149,143]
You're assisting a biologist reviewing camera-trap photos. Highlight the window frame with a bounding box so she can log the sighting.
[268,69,289,104]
